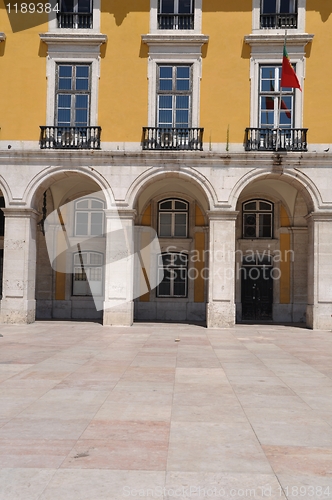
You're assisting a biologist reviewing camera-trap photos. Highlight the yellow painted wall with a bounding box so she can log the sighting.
[304,3,332,142]
[99,0,149,142]
[201,1,251,144]
[279,233,291,304]
[0,1,48,140]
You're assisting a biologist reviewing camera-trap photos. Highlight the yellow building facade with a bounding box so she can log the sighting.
[0,1,332,328]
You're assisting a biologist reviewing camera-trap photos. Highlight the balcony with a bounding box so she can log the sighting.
[245,128,308,152]
[57,12,93,29]
[260,13,297,29]
[142,127,203,151]
[158,13,194,30]
[40,126,101,150]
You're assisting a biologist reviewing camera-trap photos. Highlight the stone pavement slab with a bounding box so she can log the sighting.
[0,322,332,499]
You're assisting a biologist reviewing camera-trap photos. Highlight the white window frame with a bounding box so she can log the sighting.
[44,50,101,127]
[158,198,189,238]
[242,200,274,239]
[150,0,202,34]
[252,0,306,33]
[74,198,105,237]
[48,0,101,32]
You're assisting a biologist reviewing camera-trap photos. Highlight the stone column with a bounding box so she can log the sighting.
[0,208,38,324]
[103,209,136,326]
[206,211,238,328]
[290,226,308,323]
[306,212,332,330]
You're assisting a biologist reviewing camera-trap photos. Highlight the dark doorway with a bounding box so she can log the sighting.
[241,265,273,320]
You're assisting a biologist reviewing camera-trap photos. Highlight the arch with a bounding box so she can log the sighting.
[229,169,320,213]
[126,167,215,211]
[23,166,115,210]
[0,176,12,207]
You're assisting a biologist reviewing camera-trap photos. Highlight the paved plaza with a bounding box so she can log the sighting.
[0,321,332,499]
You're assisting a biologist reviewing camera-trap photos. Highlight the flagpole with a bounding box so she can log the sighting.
[276,30,287,151]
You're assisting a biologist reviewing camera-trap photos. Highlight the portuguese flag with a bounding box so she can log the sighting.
[281,45,302,91]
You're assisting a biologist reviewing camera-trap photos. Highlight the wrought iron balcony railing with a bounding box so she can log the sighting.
[260,13,297,29]
[245,128,308,152]
[158,13,194,30]
[57,12,93,29]
[40,126,101,150]
[142,127,203,151]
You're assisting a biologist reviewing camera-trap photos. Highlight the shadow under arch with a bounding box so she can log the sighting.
[126,167,216,211]
[23,166,115,211]
[0,176,12,207]
[228,169,320,213]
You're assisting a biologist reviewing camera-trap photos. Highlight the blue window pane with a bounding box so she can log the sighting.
[76,79,89,91]
[176,95,189,109]
[175,110,188,127]
[59,78,72,90]
[159,110,173,126]
[59,65,72,77]
[260,111,274,127]
[78,0,91,13]
[75,109,88,125]
[58,109,71,123]
[60,0,74,12]
[261,96,275,112]
[58,94,71,107]
[262,0,276,14]
[160,0,174,13]
[76,94,88,108]
[76,66,89,78]
[177,66,190,79]
[159,79,173,91]
[159,95,172,109]
[160,66,172,78]
[179,0,192,13]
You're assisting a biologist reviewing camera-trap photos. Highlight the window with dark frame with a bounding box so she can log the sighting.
[58,0,93,29]
[157,65,192,130]
[157,252,188,298]
[260,0,297,28]
[158,0,194,30]
[55,64,91,128]
[243,200,274,239]
[259,65,294,129]
[158,199,188,238]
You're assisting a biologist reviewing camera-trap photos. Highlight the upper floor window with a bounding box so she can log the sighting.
[259,65,294,129]
[261,0,297,29]
[58,0,93,29]
[75,198,104,237]
[158,199,188,237]
[157,65,192,130]
[243,200,273,239]
[56,64,91,129]
[158,0,194,30]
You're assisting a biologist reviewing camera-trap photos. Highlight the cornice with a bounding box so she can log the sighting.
[244,33,314,46]
[0,32,5,42]
[141,34,209,46]
[39,33,107,46]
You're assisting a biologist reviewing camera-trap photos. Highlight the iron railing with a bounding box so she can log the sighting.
[158,13,194,30]
[40,126,101,149]
[260,13,297,29]
[57,12,93,29]
[142,127,203,151]
[245,128,308,152]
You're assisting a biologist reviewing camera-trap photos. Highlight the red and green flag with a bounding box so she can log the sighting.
[281,45,302,91]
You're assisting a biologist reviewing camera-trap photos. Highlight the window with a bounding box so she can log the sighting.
[157,65,192,130]
[157,252,188,297]
[58,0,93,29]
[56,64,91,128]
[75,198,104,237]
[158,0,194,29]
[158,199,188,237]
[243,200,273,239]
[261,0,297,28]
[260,66,294,129]
[73,251,103,296]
